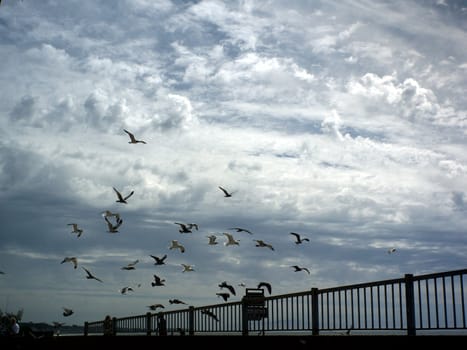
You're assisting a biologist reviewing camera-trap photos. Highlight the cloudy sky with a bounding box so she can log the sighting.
[0,0,466,326]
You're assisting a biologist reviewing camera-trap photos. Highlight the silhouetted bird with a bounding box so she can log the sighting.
[119,286,134,294]
[207,235,218,245]
[291,265,310,274]
[223,232,240,246]
[150,254,167,265]
[388,248,396,254]
[105,216,123,233]
[218,281,236,295]
[174,222,192,233]
[254,239,274,250]
[216,292,230,302]
[218,186,235,197]
[147,304,164,310]
[62,307,74,317]
[61,257,78,269]
[229,227,253,234]
[258,282,272,295]
[290,232,310,244]
[124,129,146,144]
[169,240,185,253]
[201,310,218,321]
[113,187,134,204]
[151,275,165,287]
[68,223,83,237]
[169,299,187,305]
[82,267,103,282]
[121,260,138,270]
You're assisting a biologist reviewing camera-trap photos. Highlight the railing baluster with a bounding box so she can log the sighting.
[417,280,422,328]
[426,279,431,329]
[461,275,466,328]
[434,278,439,328]
[442,276,448,328]
[451,275,456,329]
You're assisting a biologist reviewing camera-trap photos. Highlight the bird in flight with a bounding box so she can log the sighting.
[229,227,253,234]
[82,267,103,282]
[68,223,83,238]
[147,304,164,311]
[174,222,192,233]
[206,235,219,245]
[254,239,274,251]
[218,186,235,197]
[201,310,218,322]
[61,257,78,269]
[124,129,146,144]
[290,232,310,244]
[218,281,236,296]
[62,307,74,317]
[119,286,134,294]
[216,292,230,302]
[388,248,396,254]
[121,261,138,270]
[105,216,123,233]
[223,232,240,246]
[151,275,166,287]
[150,254,167,265]
[181,264,195,272]
[258,281,272,295]
[169,240,185,253]
[113,187,134,204]
[169,299,187,305]
[291,265,310,274]
[101,210,121,222]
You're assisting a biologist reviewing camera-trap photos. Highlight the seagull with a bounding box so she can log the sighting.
[119,286,134,294]
[61,257,78,269]
[388,248,396,254]
[124,129,146,144]
[169,240,185,253]
[121,265,136,271]
[113,187,134,204]
[62,308,74,317]
[151,274,165,287]
[201,310,218,322]
[218,186,235,197]
[218,281,236,296]
[147,304,164,311]
[291,265,310,274]
[228,227,253,234]
[82,267,103,282]
[150,254,167,265]
[206,235,218,245]
[223,232,240,246]
[258,282,272,295]
[105,216,123,233]
[68,223,83,238]
[181,264,195,272]
[216,292,230,302]
[169,299,187,305]
[174,222,192,233]
[290,232,310,244]
[101,210,121,222]
[254,239,274,251]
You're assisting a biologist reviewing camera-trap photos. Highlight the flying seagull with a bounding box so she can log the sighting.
[150,254,167,265]
[291,265,310,274]
[82,267,103,282]
[169,299,187,305]
[218,281,236,296]
[120,260,139,270]
[151,274,166,287]
[258,282,272,295]
[119,286,134,294]
[216,292,230,302]
[62,307,74,317]
[169,240,185,253]
[181,264,195,272]
[147,304,164,311]
[113,187,134,204]
[254,239,274,251]
[101,210,121,222]
[124,129,146,144]
[207,235,219,245]
[105,216,123,233]
[201,310,218,322]
[61,257,78,269]
[228,227,253,234]
[290,232,310,244]
[67,223,83,238]
[218,186,235,197]
[223,232,240,246]
[174,222,192,233]
[388,248,396,254]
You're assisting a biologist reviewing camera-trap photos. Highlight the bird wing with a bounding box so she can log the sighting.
[218,186,229,196]
[123,191,134,201]
[226,284,236,296]
[124,129,137,142]
[258,282,272,294]
[113,187,124,201]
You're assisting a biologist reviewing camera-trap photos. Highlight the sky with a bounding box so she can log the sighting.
[0,0,466,326]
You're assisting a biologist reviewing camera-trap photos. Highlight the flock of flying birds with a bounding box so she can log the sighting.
[39,129,396,322]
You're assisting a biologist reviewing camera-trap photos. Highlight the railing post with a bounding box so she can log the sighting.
[146,312,152,336]
[311,288,319,336]
[188,306,195,336]
[111,317,117,336]
[404,274,416,336]
[242,297,248,336]
[84,322,88,336]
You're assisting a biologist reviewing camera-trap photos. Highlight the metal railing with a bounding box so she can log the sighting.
[84,268,467,336]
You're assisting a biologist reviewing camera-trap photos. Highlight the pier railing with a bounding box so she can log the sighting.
[84,268,467,336]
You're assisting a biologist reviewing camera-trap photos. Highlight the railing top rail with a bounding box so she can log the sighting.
[318,277,405,293]
[412,268,467,281]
